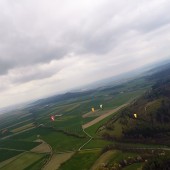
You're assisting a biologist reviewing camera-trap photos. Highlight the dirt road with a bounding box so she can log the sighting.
[82,103,128,129]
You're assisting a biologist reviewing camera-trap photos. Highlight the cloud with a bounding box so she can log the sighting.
[0,0,170,107]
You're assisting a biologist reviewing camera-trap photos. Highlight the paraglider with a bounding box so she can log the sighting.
[133,113,137,118]
[50,115,55,121]
[92,108,95,112]
[100,104,103,109]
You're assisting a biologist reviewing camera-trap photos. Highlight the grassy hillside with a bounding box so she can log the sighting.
[101,67,170,145]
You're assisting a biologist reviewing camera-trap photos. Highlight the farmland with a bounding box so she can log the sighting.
[0,140,40,151]
[0,149,23,163]
[1,73,169,170]
[59,150,101,170]
[0,152,46,170]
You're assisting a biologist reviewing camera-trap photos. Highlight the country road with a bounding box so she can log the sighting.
[78,128,93,151]
[82,103,128,129]
[79,103,129,151]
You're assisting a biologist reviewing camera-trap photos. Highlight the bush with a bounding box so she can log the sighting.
[143,155,170,170]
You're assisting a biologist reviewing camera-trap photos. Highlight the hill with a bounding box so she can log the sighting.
[101,66,170,145]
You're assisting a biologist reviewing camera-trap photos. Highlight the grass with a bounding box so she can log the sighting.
[50,116,90,136]
[83,139,112,149]
[108,150,139,164]
[85,89,146,137]
[0,79,152,169]
[11,127,88,152]
[85,112,118,137]
[102,90,146,109]
[91,150,116,170]
[11,123,34,133]
[59,150,100,170]
[102,120,123,138]
[0,114,33,131]
[114,142,169,149]
[8,119,33,131]
[111,120,122,138]
[0,152,45,170]
[122,163,143,170]
[24,154,49,170]
[0,139,41,151]
[0,149,23,162]
[41,131,88,152]
[36,102,99,136]
[38,90,143,132]
[44,152,75,170]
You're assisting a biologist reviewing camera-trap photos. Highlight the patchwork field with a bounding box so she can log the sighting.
[31,139,51,153]
[0,149,23,163]
[43,152,75,170]
[0,152,23,168]
[0,152,45,170]
[83,139,112,149]
[58,150,100,170]
[11,123,34,133]
[82,103,128,129]
[10,127,88,152]
[0,78,154,169]
[91,150,116,170]
[0,139,41,151]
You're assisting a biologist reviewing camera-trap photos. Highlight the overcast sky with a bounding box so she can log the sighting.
[0,0,170,108]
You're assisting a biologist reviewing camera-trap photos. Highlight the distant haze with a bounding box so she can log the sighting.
[0,0,170,108]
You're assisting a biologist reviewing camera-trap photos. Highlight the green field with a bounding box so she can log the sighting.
[11,127,88,152]
[109,150,138,163]
[85,113,117,137]
[24,154,49,170]
[83,139,112,149]
[0,139,40,151]
[59,150,100,170]
[0,149,23,162]
[0,152,45,170]
[85,89,146,137]
[103,149,141,169]
[122,163,143,170]
[0,77,155,169]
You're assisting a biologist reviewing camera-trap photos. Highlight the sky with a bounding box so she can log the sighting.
[0,0,170,108]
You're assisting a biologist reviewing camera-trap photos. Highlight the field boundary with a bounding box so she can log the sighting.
[82,103,128,129]
[78,129,92,151]
[41,140,53,170]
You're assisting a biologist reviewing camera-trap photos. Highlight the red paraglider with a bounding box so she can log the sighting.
[50,115,55,121]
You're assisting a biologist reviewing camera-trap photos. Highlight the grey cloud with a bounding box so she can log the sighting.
[12,69,55,83]
[0,0,170,108]
[0,0,170,76]
[0,59,14,74]
[76,0,170,54]
[0,32,69,75]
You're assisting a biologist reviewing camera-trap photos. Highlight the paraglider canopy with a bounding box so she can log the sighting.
[91,108,95,112]
[50,115,55,121]
[100,104,103,109]
[133,113,137,118]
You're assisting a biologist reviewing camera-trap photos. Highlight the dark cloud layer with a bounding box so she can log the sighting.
[0,0,169,76]
[0,0,170,107]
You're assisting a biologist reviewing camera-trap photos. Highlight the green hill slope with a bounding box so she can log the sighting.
[101,67,170,145]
